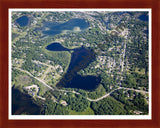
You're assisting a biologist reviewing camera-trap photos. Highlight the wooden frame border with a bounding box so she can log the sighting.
[0,0,160,128]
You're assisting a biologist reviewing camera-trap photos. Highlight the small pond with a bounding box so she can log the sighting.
[138,14,148,21]
[16,16,29,27]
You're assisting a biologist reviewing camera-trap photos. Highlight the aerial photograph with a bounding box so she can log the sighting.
[10,9,150,117]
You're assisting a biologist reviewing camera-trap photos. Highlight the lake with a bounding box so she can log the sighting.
[16,16,29,26]
[46,42,70,51]
[12,86,43,115]
[144,29,148,34]
[138,14,148,21]
[46,43,101,91]
[40,18,90,36]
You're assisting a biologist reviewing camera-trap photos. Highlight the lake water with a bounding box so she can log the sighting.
[143,29,148,34]
[40,18,90,36]
[46,43,101,91]
[138,15,148,21]
[12,87,43,115]
[60,74,101,91]
[16,16,29,26]
[46,42,70,51]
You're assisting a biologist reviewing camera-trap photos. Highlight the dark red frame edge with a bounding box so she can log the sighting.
[0,0,159,128]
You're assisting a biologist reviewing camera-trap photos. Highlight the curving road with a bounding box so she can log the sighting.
[87,87,122,102]
[14,67,149,102]
[14,67,80,94]
[87,86,148,102]
[15,67,55,91]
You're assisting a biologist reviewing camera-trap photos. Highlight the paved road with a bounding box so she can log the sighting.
[14,67,149,102]
[87,87,122,102]
[15,67,55,91]
[32,60,56,69]
[15,67,80,94]
[87,86,148,102]
[42,66,51,80]
[121,87,149,94]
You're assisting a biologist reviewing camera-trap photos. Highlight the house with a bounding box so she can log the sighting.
[60,100,68,106]
[134,110,143,115]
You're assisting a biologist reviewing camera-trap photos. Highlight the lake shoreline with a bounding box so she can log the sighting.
[46,42,101,91]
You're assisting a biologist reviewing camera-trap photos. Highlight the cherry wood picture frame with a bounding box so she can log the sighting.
[0,0,160,128]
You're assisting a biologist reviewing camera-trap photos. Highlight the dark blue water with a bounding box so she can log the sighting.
[16,16,29,26]
[144,29,148,34]
[46,43,70,51]
[41,18,90,36]
[67,47,95,71]
[12,87,43,115]
[46,43,100,91]
[61,74,101,90]
[138,15,148,21]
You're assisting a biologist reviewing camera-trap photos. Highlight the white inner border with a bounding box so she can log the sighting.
[9,8,152,120]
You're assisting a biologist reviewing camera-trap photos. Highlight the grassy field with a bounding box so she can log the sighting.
[135,68,145,75]
[69,106,95,115]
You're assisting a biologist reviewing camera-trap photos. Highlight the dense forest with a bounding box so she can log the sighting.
[91,97,127,115]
